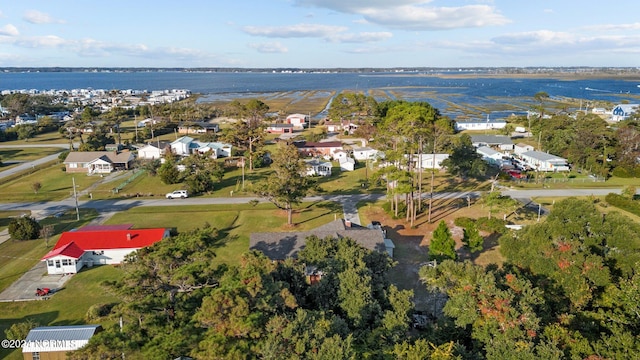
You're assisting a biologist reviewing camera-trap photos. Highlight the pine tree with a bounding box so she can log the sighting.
[462,224,483,253]
[430,220,457,261]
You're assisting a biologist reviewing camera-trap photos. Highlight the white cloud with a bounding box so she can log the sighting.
[360,5,510,30]
[0,24,19,36]
[327,31,392,43]
[23,10,65,24]
[295,0,510,30]
[492,30,575,46]
[15,35,66,48]
[248,42,289,53]
[583,22,640,32]
[243,24,347,38]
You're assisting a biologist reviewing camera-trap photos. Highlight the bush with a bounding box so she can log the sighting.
[605,193,640,217]
[612,166,640,178]
[476,217,508,234]
[453,217,476,228]
[86,303,117,321]
[8,216,41,240]
[382,201,406,219]
[4,319,39,340]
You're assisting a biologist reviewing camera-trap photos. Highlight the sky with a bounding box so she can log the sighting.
[1,1,640,68]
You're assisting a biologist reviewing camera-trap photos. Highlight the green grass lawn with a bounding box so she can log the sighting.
[0,164,103,202]
[0,265,123,360]
[104,201,342,266]
[0,147,65,162]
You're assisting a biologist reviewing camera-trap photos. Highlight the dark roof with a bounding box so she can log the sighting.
[250,219,385,260]
[294,141,343,149]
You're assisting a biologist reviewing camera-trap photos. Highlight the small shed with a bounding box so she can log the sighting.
[23,325,102,358]
[339,157,356,171]
[384,238,396,257]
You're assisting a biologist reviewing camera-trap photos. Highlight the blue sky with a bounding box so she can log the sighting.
[1,1,639,68]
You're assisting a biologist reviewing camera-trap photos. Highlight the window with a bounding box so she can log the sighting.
[69,163,77,168]
[32,352,40,360]
[61,259,71,266]
[47,260,54,267]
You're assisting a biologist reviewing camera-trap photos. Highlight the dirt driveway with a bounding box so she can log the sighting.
[0,262,73,302]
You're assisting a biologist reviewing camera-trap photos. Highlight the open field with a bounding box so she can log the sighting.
[0,163,103,202]
[104,201,342,266]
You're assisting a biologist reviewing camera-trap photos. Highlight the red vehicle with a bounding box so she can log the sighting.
[35,287,51,296]
[507,170,525,179]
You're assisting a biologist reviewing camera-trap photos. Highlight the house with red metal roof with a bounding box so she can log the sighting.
[41,227,170,275]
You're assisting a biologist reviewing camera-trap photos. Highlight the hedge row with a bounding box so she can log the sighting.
[454,216,508,234]
[605,193,640,217]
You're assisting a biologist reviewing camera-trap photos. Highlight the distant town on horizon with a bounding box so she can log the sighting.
[2,66,640,75]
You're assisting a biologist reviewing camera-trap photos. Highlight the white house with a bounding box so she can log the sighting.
[23,325,102,358]
[171,136,194,156]
[137,143,167,160]
[611,104,639,122]
[171,136,233,158]
[455,118,507,131]
[520,151,570,172]
[477,146,504,166]
[352,146,381,161]
[286,113,308,129]
[332,149,350,161]
[513,143,535,156]
[41,227,170,275]
[305,159,333,177]
[471,135,514,151]
[413,153,450,169]
[339,157,356,171]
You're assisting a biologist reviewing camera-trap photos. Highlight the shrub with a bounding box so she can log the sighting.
[453,217,476,228]
[476,217,507,234]
[430,220,457,261]
[463,224,484,253]
[8,216,41,240]
[86,303,117,321]
[605,193,640,217]
[382,201,406,219]
[4,319,39,340]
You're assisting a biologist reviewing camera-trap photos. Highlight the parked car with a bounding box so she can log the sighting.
[166,190,188,199]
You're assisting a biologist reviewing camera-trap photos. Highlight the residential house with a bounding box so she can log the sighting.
[23,325,102,359]
[41,226,170,275]
[611,104,639,122]
[352,146,381,161]
[305,159,333,177]
[455,118,507,131]
[137,142,170,160]
[294,141,343,159]
[178,121,219,134]
[332,149,349,161]
[170,136,232,158]
[476,146,504,166]
[250,219,391,260]
[324,119,359,133]
[412,153,450,169]
[471,135,514,152]
[265,123,294,134]
[137,117,161,128]
[339,157,356,171]
[513,143,535,156]
[63,151,135,174]
[520,151,570,172]
[170,136,195,156]
[286,113,308,129]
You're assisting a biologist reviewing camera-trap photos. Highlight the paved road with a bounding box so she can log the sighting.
[0,188,626,218]
[0,143,69,180]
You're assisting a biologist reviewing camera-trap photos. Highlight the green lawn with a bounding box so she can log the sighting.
[104,201,342,266]
[0,164,103,202]
[0,147,64,161]
[0,265,123,360]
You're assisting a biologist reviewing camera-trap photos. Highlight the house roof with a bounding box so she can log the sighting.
[521,150,567,162]
[339,157,355,164]
[172,136,194,145]
[250,219,386,260]
[41,242,85,260]
[471,135,514,146]
[49,228,168,253]
[306,159,332,167]
[476,146,502,157]
[294,141,343,149]
[23,325,101,352]
[456,118,507,124]
[63,151,133,164]
[515,143,533,149]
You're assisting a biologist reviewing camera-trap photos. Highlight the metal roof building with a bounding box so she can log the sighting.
[23,325,102,357]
